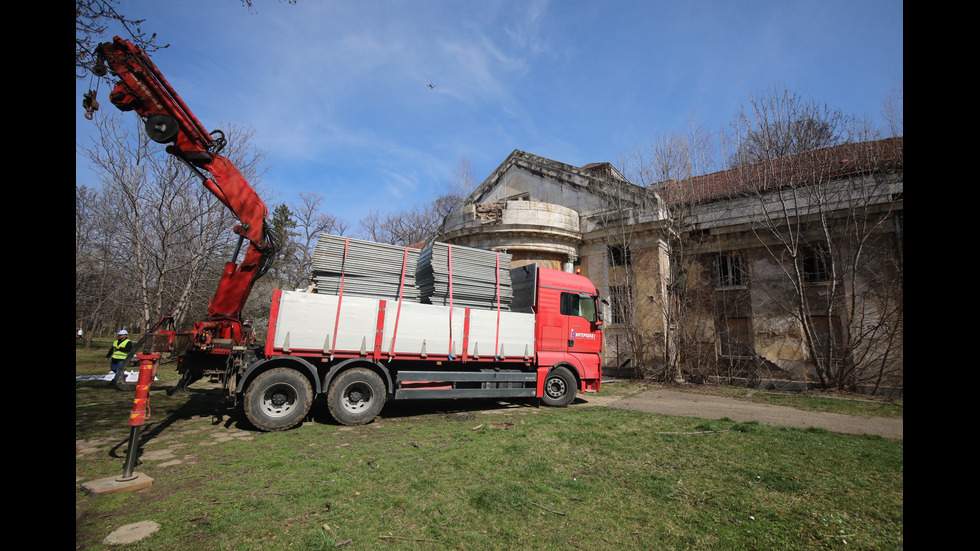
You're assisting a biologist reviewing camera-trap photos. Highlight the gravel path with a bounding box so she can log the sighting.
[576,387,902,440]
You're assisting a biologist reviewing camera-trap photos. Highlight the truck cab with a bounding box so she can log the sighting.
[512,265,604,395]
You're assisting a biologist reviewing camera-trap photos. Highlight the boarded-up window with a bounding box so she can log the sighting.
[809,315,844,359]
[608,285,630,325]
[718,317,753,358]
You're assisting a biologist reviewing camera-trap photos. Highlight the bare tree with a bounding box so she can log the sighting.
[585,150,660,379]
[737,138,904,390]
[649,128,708,383]
[881,79,904,138]
[356,154,475,246]
[589,85,902,389]
[613,88,902,391]
[357,206,434,247]
[76,0,298,78]
[618,118,720,383]
[286,192,350,288]
[726,84,865,168]
[76,183,130,345]
[446,154,478,208]
[76,0,167,79]
[76,114,270,333]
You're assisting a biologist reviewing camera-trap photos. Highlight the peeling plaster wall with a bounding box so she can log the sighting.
[437,145,903,389]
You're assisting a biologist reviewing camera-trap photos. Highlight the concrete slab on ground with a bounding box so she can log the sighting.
[81,472,154,495]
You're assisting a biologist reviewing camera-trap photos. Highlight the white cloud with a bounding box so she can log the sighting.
[78,0,902,226]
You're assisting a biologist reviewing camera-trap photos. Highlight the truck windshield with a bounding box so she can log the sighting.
[560,292,597,323]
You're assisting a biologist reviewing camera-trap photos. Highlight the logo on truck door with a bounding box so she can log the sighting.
[571,330,596,340]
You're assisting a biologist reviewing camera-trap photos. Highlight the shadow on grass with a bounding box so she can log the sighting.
[338,395,589,423]
[89,384,246,463]
[79,378,590,467]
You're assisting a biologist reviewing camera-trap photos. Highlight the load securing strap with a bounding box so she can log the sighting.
[388,247,409,359]
[447,244,454,357]
[330,237,349,356]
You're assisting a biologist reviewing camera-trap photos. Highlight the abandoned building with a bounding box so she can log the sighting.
[436,137,904,394]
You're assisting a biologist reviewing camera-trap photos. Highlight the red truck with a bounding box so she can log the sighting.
[86,37,604,437]
[242,242,604,430]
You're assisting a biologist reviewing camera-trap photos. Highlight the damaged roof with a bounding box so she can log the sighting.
[659,137,903,205]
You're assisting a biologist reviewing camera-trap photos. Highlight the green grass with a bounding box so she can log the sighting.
[76,349,903,550]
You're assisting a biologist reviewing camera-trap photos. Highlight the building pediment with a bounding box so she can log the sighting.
[462,150,654,215]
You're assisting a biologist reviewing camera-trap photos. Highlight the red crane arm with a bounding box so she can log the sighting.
[91,36,275,344]
[93,36,270,249]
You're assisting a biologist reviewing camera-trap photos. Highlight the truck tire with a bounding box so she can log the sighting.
[541,366,577,407]
[327,367,386,426]
[244,368,313,431]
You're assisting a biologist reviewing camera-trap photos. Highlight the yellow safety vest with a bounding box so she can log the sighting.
[111,339,131,360]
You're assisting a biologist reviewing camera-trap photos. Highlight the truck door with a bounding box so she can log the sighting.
[560,292,602,355]
[535,283,567,352]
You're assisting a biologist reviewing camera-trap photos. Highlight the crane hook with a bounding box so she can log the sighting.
[82,90,100,120]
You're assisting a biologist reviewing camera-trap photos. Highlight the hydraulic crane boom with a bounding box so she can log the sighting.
[90,36,275,350]
[83,36,284,485]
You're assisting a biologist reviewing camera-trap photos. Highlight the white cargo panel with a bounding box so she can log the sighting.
[273,291,534,358]
[274,292,381,353]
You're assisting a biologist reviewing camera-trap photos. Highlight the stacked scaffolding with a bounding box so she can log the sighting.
[417,242,513,310]
[311,234,420,302]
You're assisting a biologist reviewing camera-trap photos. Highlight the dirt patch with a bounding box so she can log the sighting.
[574,388,902,439]
[573,392,622,408]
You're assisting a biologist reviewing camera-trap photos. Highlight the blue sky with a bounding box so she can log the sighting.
[76,0,903,228]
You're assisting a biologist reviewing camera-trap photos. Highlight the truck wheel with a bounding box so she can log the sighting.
[327,367,386,426]
[244,368,313,431]
[541,366,577,407]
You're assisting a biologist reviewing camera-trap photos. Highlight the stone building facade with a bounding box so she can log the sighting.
[436,139,903,392]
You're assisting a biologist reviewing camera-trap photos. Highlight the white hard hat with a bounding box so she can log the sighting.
[118,329,128,335]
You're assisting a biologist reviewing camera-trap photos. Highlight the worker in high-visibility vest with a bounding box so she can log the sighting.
[105,329,133,385]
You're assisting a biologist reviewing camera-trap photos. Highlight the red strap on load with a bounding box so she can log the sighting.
[388,247,409,359]
[447,244,454,357]
[495,252,501,359]
[330,237,349,356]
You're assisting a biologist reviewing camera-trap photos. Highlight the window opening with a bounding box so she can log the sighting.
[608,245,631,266]
[608,285,629,325]
[716,253,745,287]
[802,246,831,283]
